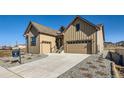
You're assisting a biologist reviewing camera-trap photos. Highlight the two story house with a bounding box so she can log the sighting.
[24,16,104,54]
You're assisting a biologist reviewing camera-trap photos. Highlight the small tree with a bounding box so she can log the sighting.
[59,26,65,33]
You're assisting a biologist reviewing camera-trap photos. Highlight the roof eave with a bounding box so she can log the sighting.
[23,21,32,36]
[39,32,57,37]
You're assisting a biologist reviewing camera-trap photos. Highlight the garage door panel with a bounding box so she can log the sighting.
[67,44,88,54]
[42,43,51,53]
[41,41,51,54]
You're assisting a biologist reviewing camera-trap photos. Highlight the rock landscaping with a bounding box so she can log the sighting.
[58,54,112,78]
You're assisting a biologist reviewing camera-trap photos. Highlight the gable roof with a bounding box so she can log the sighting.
[63,16,99,33]
[24,21,60,36]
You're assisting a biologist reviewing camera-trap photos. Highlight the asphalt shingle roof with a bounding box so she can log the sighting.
[31,22,60,36]
[24,21,60,36]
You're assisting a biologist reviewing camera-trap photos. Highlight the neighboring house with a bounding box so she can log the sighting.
[104,42,114,48]
[116,41,124,46]
[24,16,105,54]
[0,46,2,50]
[1,46,12,50]
[17,44,26,49]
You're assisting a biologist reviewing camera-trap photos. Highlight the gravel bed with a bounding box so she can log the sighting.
[0,54,48,68]
[58,54,112,78]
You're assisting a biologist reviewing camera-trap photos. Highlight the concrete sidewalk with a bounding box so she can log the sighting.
[0,53,90,78]
[0,66,21,78]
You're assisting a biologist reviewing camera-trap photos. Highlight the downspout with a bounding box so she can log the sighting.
[96,30,98,54]
[24,34,29,53]
[39,34,41,54]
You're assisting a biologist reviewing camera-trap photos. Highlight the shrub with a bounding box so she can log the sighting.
[21,56,25,58]
[87,62,92,64]
[99,64,106,68]
[27,57,32,60]
[96,60,103,63]
[95,71,107,76]
[83,73,93,78]
[79,67,88,71]
[89,65,97,69]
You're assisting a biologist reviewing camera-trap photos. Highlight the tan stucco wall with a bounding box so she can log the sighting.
[27,31,40,54]
[97,26,104,53]
[39,34,56,54]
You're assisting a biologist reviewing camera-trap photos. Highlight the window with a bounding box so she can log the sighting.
[31,36,36,46]
[76,24,80,31]
[42,41,51,44]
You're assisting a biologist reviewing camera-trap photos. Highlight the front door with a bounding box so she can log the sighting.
[87,41,92,54]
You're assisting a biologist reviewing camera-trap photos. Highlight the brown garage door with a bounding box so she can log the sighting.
[66,40,92,54]
[42,41,51,54]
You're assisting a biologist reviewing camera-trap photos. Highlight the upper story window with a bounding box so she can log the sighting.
[76,23,80,31]
[31,36,36,46]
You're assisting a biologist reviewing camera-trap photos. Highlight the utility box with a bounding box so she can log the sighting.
[11,47,21,64]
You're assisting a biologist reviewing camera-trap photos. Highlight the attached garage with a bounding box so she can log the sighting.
[24,21,59,54]
[65,40,92,54]
[63,16,99,54]
[41,41,51,54]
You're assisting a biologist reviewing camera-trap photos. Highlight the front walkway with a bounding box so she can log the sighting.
[0,53,90,78]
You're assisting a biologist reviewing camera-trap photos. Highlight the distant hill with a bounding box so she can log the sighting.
[104,42,113,44]
[104,41,124,47]
[116,41,124,46]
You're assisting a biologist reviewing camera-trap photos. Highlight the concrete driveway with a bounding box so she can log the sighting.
[0,53,90,78]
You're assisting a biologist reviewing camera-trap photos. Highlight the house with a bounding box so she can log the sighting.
[0,46,2,50]
[16,44,26,49]
[1,46,12,50]
[24,16,104,54]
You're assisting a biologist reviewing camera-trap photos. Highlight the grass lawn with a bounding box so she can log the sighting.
[0,60,4,65]
[0,50,11,57]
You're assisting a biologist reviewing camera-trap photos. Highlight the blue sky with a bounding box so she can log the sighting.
[0,15,124,46]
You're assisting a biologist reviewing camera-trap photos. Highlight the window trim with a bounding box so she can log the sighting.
[67,40,92,44]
